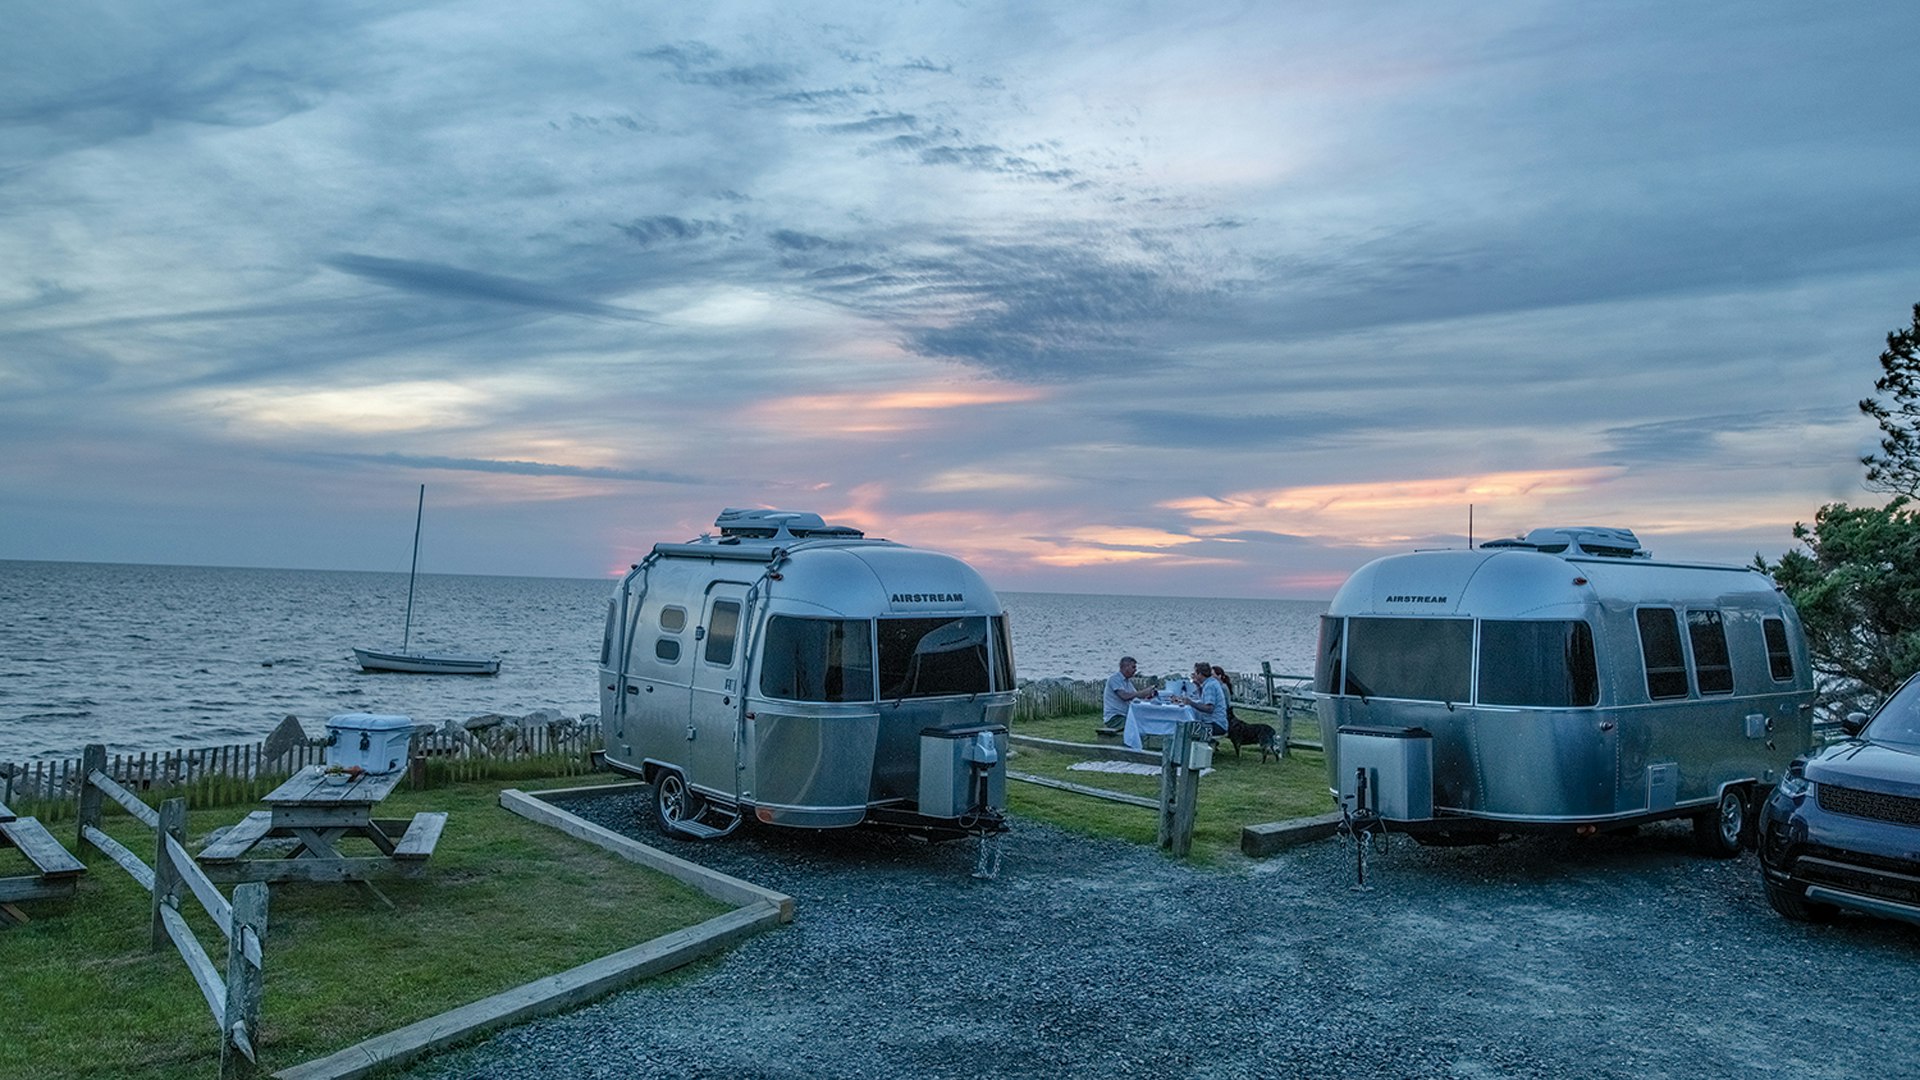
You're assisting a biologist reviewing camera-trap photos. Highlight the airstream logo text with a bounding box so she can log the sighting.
[1385,594,1448,604]
[891,592,964,603]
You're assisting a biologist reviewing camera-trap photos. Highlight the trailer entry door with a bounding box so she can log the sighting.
[687,583,749,797]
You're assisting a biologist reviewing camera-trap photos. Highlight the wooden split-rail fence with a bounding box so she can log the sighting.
[77,745,267,1079]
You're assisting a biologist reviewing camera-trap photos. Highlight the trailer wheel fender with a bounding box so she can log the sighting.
[1693,783,1751,858]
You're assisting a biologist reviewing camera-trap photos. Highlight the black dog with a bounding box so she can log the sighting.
[1225,717,1281,762]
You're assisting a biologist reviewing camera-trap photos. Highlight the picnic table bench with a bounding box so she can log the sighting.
[0,799,87,926]
[197,767,446,885]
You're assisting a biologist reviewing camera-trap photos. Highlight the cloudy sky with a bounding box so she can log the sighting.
[3,1,1916,598]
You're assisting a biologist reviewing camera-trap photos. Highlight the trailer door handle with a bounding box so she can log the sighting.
[626,685,639,694]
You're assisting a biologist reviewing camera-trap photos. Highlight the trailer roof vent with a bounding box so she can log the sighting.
[1497,526,1650,559]
[714,508,865,541]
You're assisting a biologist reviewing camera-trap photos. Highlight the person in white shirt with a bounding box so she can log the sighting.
[1100,656,1154,734]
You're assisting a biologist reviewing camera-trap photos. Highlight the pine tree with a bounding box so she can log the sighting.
[1859,302,1920,497]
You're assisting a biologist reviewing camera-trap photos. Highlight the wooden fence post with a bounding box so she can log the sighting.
[1156,725,1180,848]
[220,882,268,1079]
[78,744,105,849]
[1170,722,1201,858]
[151,797,185,951]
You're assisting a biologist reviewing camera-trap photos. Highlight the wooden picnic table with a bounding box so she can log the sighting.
[197,767,446,885]
[0,799,87,926]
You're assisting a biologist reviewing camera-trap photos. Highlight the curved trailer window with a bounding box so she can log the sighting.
[758,617,875,702]
[1477,620,1599,707]
[1314,616,1344,695]
[879,617,993,700]
[990,615,1015,691]
[1341,617,1472,704]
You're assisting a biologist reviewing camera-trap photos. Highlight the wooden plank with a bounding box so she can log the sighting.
[198,855,427,885]
[167,833,235,941]
[498,789,794,920]
[1006,734,1160,765]
[1005,770,1161,810]
[0,800,15,823]
[82,824,156,893]
[270,805,374,830]
[88,770,159,829]
[529,780,651,803]
[274,901,788,1080]
[0,875,78,903]
[161,903,227,1030]
[0,817,87,877]
[391,812,447,860]
[264,766,406,807]
[1240,810,1345,857]
[197,812,275,863]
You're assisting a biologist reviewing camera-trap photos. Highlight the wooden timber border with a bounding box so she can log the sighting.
[272,782,792,1080]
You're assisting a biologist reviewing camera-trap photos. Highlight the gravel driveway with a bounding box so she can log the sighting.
[401,793,1918,1079]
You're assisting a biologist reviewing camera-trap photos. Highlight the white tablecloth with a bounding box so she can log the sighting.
[1124,700,1199,750]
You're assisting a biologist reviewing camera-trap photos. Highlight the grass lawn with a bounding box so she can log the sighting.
[0,774,730,1080]
[1007,710,1334,865]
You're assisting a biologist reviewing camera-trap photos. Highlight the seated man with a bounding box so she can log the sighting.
[1100,656,1154,734]
[1184,660,1231,737]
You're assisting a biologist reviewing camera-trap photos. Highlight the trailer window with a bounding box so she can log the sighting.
[1477,620,1598,707]
[1342,618,1471,703]
[990,615,1016,691]
[1637,608,1688,700]
[878,617,992,699]
[1315,617,1344,695]
[1763,618,1795,681]
[655,638,680,662]
[660,606,686,632]
[1687,610,1733,695]
[702,600,742,666]
[759,617,875,702]
[601,600,617,667]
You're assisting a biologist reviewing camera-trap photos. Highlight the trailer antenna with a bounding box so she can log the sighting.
[1468,503,1474,549]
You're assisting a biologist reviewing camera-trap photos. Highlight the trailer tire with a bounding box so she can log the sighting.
[1692,786,1748,858]
[652,769,701,839]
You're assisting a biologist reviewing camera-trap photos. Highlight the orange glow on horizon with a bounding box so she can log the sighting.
[744,383,1050,433]
[1167,467,1627,545]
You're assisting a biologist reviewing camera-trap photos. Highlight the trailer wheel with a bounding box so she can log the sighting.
[1692,786,1748,858]
[652,769,701,838]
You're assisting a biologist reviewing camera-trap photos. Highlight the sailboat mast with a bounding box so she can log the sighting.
[403,484,424,651]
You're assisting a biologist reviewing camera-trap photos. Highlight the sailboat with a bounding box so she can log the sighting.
[353,485,501,675]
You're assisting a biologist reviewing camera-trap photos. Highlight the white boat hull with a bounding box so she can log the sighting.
[353,647,500,676]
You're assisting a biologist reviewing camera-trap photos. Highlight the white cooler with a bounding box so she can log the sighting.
[326,713,414,774]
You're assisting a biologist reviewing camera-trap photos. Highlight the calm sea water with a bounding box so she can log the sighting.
[0,560,1325,762]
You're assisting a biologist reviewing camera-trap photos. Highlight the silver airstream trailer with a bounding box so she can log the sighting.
[598,509,1015,842]
[1316,526,1816,854]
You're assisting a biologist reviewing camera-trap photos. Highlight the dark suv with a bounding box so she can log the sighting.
[1758,674,1920,926]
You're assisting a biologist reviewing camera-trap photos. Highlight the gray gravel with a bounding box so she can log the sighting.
[400,794,1919,1080]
